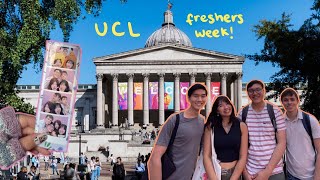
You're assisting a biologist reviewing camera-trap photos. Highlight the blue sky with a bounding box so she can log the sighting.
[17,0,314,85]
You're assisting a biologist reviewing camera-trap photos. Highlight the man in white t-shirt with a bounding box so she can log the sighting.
[238,80,286,180]
[280,88,320,180]
[109,154,116,171]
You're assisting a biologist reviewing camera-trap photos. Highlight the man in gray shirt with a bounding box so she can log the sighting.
[280,88,320,180]
[148,83,208,180]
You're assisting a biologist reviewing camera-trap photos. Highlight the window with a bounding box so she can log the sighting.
[76,107,83,125]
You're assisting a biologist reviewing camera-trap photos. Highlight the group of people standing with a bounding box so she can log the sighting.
[88,156,102,180]
[17,166,40,180]
[148,81,320,180]
[79,154,102,180]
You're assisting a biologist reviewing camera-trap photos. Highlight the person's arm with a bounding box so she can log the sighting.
[230,122,248,180]
[113,164,116,173]
[0,107,26,169]
[147,145,167,180]
[314,139,320,179]
[147,114,176,180]
[236,109,252,180]
[309,114,320,179]
[142,163,145,171]
[254,130,286,180]
[121,164,126,176]
[203,126,218,180]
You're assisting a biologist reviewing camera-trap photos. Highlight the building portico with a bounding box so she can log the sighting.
[94,44,244,128]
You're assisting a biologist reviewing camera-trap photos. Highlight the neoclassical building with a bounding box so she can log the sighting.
[93,8,244,129]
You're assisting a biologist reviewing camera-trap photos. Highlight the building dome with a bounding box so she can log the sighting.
[145,9,192,47]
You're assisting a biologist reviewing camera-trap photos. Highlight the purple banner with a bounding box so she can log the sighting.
[149,82,158,109]
[118,82,128,110]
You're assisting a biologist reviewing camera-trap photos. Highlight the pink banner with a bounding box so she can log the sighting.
[211,82,221,103]
[149,82,158,109]
[180,82,189,109]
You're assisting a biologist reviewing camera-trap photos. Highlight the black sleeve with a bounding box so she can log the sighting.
[122,164,125,175]
[113,164,116,173]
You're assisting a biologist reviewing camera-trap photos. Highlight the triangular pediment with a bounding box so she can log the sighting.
[93,44,243,63]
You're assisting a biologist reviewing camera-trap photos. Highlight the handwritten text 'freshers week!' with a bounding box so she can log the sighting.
[186,13,244,39]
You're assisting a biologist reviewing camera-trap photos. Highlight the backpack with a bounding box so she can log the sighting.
[299,112,316,151]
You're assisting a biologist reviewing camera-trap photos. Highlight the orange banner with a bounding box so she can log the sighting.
[134,83,143,110]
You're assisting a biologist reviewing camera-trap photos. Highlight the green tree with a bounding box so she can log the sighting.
[247,0,320,119]
[0,0,126,113]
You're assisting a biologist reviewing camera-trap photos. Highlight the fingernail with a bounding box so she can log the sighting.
[34,134,48,145]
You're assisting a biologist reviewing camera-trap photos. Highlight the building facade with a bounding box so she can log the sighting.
[93,8,244,129]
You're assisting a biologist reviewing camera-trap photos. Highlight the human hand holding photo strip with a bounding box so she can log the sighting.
[0,106,51,170]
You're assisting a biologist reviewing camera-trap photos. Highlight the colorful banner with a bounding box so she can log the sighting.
[134,83,143,110]
[164,82,174,109]
[118,82,128,110]
[211,82,221,103]
[180,82,189,110]
[149,82,159,109]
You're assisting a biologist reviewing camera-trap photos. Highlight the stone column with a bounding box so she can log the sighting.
[112,73,119,127]
[96,74,104,128]
[71,110,78,131]
[143,73,149,125]
[230,81,234,104]
[220,72,228,96]
[205,73,212,116]
[158,73,165,125]
[84,98,90,130]
[189,72,197,85]
[127,73,134,126]
[233,79,238,110]
[102,83,105,126]
[237,72,243,110]
[174,73,181,112]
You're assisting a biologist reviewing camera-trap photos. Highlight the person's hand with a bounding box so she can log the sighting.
[242,169,253,180]
[252,169,272,180]
[17,112,51,155]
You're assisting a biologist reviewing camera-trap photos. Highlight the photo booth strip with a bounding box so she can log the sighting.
[35,40,81,152]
